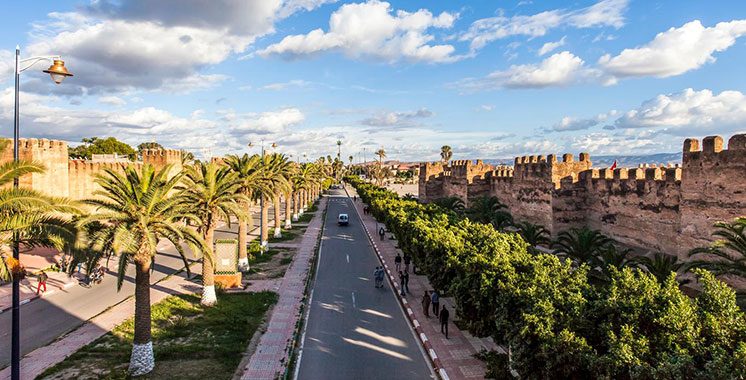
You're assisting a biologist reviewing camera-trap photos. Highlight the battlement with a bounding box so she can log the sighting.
[450,159,495,180]
[683,134,746,166]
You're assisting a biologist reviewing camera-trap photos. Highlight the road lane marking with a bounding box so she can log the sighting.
[346,254,349,263]
[351,292,356,308]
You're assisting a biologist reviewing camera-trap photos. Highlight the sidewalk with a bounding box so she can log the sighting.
[239,197,327,380]
[347,185,499,380]
[0,247,81,313]
[0,267,200,380]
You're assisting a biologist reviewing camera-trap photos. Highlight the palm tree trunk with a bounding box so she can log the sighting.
[273,195,282,238]
[260,195,269,248]
[201,222,217,307]
[292,191,299,221]
[129,256,154,376]
[237,210,248,271]
[284,191,292,229]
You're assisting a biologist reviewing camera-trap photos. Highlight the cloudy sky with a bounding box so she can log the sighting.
[1,0,745,162]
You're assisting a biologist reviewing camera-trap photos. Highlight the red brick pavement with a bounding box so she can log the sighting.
[347,186,500,380]
[240,198,327,380]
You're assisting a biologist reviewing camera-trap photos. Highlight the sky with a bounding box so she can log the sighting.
[1,0,745,162]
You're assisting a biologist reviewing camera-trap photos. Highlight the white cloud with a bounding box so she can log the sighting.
[550,110,617,131]
[230,108,305,134]
[599,19,746,78]
[258,1,459,63]
[538,36,566,56]
[613,88,746,130]
[278,0,338,18]
[0,49,13,81]
[455,51,601,91]
[360,108,433,127]
[259,80,311,91]
[98,96,126,106]
[461,0,628,51]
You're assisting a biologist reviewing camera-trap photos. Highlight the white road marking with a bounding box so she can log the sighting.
[351,292,356,308]
[346,254,350,263]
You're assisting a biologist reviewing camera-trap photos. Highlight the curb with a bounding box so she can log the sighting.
[346,185,449,380]
[0,279,78,314]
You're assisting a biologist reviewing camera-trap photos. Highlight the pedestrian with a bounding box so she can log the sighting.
[431,290,440,317]
[394,253,402,272]
[403,254,411,273]
[399,271,406,296]
[373,267,380,288]
[378,267,385,288]
[422,290,430,318]
[36,270,48,295]
[440,305,450,338]
[402,270,409,294]
[379,226,385,241]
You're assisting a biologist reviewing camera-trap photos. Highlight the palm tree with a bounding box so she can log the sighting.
[433,196,465,214]
[634,252,690,285]
[0,159,80,282]
[269,154,292,238]
[466,196,513,229]
[256,153,291,246]
[515,221,551,252]
[78,164,204,375]
[181,162,246,306]
[689,217,746,279]
[440,145,453,165]
[337,140,342,159]
[348,155,354,167]
[552,227,612,267]
[224,153,263,270]
[591,245,636,285]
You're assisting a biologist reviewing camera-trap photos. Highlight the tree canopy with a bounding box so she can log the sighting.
[69,137,136,160]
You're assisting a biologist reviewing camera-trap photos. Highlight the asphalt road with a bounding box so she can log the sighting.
[0,203,287,369]
[296,190,433,380]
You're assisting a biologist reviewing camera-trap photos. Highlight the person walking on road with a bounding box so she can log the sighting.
[431,290,440,317]
[373,267,381,288]
[36,270,48,295]
[403,254,411,273]
[394,253,402,272]
[398,271,406,296]
[422,290,431,317]
[379,226,385,241]
[402,270,409,294]
[440,306,450,338]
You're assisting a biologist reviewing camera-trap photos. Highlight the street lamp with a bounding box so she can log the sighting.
[11,45,73,380]
[247,140,276,250]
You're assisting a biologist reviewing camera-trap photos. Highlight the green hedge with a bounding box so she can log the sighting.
[347,175,746,379]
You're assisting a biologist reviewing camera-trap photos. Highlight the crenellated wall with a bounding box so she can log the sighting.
[1,138,182,200]
[419,134,746,258]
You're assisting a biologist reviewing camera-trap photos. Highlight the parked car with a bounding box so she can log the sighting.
[338,213,349,226]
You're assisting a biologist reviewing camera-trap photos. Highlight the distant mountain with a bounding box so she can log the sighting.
[479,153,681,168]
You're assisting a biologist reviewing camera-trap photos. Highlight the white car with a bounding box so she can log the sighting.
[338,213,349,226]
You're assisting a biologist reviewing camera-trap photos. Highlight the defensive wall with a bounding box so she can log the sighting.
[1,138,182,200]
[418,134,746,258]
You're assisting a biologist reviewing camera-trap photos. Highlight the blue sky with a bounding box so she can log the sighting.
[1,0,745,162]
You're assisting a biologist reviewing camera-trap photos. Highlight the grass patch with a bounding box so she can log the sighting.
[269,229,299,243]
[39,292,278,380]
[297,213,314,223]
[279,257,293,265]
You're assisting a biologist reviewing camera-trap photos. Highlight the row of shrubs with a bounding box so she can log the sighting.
[347,176,746,379]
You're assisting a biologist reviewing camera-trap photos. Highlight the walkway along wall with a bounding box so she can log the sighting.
[1,138,182,200]
[418,134,746,258]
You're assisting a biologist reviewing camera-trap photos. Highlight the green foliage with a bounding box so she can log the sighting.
[69,136,136,160]
[345,174,746,379]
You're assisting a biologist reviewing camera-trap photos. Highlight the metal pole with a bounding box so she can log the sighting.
[260,143,264,249]
[11,45,21,380]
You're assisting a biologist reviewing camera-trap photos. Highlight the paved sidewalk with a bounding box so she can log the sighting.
[239,198,327,380]
[347,186,499,380]
[0,268,200,380]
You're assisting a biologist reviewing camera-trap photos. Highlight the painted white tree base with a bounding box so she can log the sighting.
[284,219,292,228]
[129,341,155,376]
[292,213,299,221]
[201,285,217,307]
[273,227,282,238]
[238,257,249,272]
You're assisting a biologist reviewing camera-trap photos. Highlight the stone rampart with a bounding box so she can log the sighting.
[0,138,182,200]
[418,134,746,258]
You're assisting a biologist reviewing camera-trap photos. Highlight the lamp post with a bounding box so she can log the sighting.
[248,140,276,250]
[11,45,73,380]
